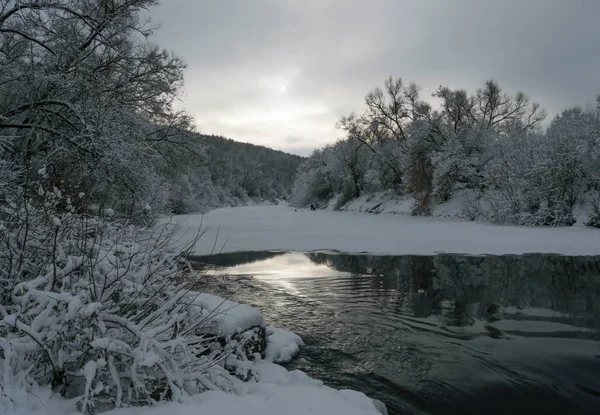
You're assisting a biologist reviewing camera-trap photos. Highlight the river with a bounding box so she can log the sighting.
[190,251,600,415]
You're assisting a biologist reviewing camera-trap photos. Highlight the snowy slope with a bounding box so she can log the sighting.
[171,204,600,256]
[337,189,472,218]
[337,189,600,225]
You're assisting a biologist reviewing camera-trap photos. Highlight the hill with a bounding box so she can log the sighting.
[167,134,304,213]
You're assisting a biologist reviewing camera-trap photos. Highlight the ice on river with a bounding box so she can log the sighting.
[170,204,600,256]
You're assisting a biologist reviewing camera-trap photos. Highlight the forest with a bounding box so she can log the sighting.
[292,78,600,227]
[166,134,302,214]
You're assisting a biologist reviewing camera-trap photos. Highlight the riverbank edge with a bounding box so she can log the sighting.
[326,189,599,228]
[3,292,387,415]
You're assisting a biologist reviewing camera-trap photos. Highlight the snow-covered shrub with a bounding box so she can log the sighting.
[0,187,255,414]
[461,194,484,222]
[362,169,383,194]
[586,198,600,229]
[334,182,359,211]
[430,135,467,202]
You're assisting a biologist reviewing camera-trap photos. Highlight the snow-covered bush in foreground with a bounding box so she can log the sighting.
[0,187,255,414]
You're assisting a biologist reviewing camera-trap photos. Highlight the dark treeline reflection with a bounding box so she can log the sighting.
[307,253,600,330]
[200,251,600,414]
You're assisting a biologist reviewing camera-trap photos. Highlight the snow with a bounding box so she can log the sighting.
[333,189,472,218]
[90,337,132,353]
[3,362,382,415]
[264,326,305,363]
[140,351,161,367]
[500,306,570,318]
[190,292,264,335]
[83,361,98,384]
[3,321,383,415]
[82,360,98,410]
[65,296,83,321]
[3,314,17,326]
[0,381,79,415]
[52,216,62,228]
[488,320,592,333]
[2,286,385,415]
[171,204,600,256]
[103,367,383,415]
[4,367,384,415]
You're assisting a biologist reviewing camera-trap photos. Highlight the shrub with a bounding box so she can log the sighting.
[0,186,252,414]
[585,198,600,229]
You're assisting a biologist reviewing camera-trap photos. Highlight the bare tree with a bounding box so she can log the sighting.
[0,0,197,214]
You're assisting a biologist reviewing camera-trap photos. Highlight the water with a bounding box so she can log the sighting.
[190,251,600,414]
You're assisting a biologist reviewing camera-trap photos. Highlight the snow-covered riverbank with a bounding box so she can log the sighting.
[11,359,384,415]
[4,293,384,415]
[172,204,600,256]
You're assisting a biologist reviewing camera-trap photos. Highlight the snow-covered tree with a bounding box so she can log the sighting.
[0,0,198,215]
[292,77,600,227]
[0,183,261,413]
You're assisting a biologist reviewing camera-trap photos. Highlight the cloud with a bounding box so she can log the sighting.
[151,0,600,155]
[284,136,306,144]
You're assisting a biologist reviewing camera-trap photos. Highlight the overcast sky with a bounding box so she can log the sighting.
[151,0,600,156]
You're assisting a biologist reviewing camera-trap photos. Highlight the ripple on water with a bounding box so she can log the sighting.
[193,251,600,415]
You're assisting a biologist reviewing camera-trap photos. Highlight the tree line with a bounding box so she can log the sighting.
[292,77,600,227]
[168,134,302,214]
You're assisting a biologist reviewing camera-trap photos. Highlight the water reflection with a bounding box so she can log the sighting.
[195,252,600,415]
[191,251,354,294]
